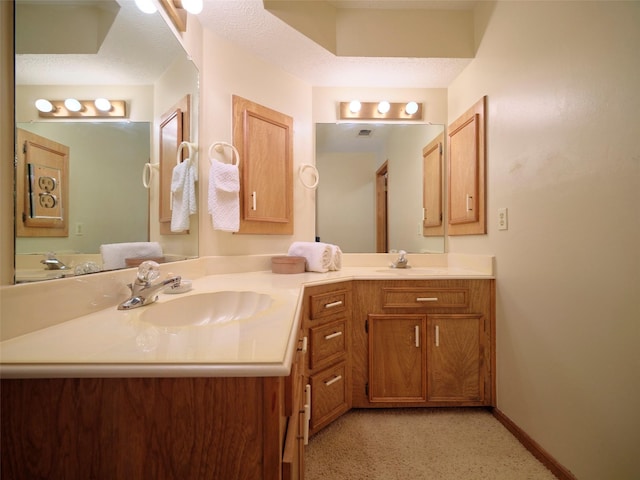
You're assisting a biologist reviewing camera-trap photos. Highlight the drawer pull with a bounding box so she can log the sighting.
[416,297,438,302]
[324,300,343,309]
[435,325,440,347]
[325,375,342,387]
[415,325,420,348]
[303,384,311,445]
[324,331,343,340]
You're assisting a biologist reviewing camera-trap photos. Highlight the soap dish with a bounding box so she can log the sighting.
[165,279,192,294]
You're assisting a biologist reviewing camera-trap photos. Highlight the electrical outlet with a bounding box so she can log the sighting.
[498,208,508,231]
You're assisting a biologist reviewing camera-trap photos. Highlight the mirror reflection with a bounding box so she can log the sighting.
[316,123,445,254]
[14,0,199,283]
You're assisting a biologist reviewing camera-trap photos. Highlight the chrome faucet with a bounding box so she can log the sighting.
[391,250,409,269]
[41,252,68,270]
[118,261,181,310]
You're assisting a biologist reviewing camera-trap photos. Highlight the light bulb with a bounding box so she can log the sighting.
[181,0,203,14]
[349,100,361,113]
[94,98,112,112]
[35,99,54,113]
[64,98,82,112]
[377,101,391,114]
[134,0,157,14]
[405,101,419,115]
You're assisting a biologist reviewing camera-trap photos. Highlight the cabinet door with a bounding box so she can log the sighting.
[233,95,293,234]
[427,314,486,403]
[447,96,486,235]
[368,314,427,403]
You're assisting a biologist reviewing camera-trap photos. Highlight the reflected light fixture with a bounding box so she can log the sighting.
[64,98,83,112]
[35,98,54,113]
[94,98,112,112]
[349,100,362,113]
[35,99,127,118]
[339,101,423,121]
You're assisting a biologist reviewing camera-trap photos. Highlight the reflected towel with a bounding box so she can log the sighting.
[288,242,333,273]
[100,242,162,270]
[171,158,198,232]
[208,160,240,232]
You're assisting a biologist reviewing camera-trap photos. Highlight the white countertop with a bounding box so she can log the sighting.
[0,261,494,379]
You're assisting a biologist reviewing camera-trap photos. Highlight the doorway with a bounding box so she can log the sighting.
[375,161,388,253]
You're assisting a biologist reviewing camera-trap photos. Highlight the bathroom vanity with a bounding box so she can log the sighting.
[0,254,494,480]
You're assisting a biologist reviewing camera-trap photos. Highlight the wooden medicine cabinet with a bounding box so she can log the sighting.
[447,96,487,236]
[232,95,293,235]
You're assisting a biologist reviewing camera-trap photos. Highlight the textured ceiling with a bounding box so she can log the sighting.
[16,0,476,88]
[198,0,475,88]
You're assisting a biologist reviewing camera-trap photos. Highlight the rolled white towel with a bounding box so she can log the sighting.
[288,242,332,273]
[330,244,342,271]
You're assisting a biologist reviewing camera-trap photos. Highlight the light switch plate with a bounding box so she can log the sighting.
[498,208,508,230]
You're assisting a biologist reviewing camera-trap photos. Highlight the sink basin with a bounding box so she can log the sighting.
[138,291,273,328]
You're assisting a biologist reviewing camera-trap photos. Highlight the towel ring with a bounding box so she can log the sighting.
[208,141,240,167]
[142,162,159,189]
[299,164,319,190]
[177,141,198,166]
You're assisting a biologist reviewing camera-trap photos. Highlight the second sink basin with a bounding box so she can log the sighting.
[139,291,274,328]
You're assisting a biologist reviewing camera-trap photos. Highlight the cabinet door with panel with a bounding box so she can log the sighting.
[427,314,488,404]
[368,314,427,403]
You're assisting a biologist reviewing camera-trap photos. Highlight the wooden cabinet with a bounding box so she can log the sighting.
[422,132,444,236]
[232,95,293,235]
[301,282,352,435]
[352,279,495,408]
[368,314,427,402]
[447,96,486,236]
[1,343,308,480]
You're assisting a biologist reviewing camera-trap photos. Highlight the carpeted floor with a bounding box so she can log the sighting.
[304,408,558,480]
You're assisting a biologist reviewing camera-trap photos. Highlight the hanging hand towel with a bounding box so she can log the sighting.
[208,160,240,232]
[288,241,333,273]
[170,159,198,232]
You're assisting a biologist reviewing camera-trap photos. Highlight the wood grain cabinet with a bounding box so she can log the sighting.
[1,338,308,480]
[301,282,352,435]
[352,279,495,408]
[232,95,294,235]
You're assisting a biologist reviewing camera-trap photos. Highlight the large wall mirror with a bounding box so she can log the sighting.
[14,0,199,283]
[316,123,445,254]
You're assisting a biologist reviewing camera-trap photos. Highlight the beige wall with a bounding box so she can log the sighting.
[196,29,315,256]
[447,2,640,479]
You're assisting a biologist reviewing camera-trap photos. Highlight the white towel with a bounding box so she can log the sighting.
[100,242,163,270]
[208,160,240,232]
[288,242,333,273]
[170,158,198,232]
[329,244,342,271]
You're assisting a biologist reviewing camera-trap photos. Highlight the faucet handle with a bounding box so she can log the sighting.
[137,260,160,283]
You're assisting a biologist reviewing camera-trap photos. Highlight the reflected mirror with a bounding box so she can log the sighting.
[14,0,199,283]
[316,123,445,254]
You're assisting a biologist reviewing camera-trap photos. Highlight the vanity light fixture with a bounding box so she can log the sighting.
[64,98,83,112]
[339,101,423,121]
[36,99,127,118]
[349,100,362,113]
[377,101,391,114]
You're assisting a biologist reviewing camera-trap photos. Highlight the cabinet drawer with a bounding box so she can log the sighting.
[382,287,469,309]
[310,290,349,320]
[309,320,346,370]
[310,362,348,431]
